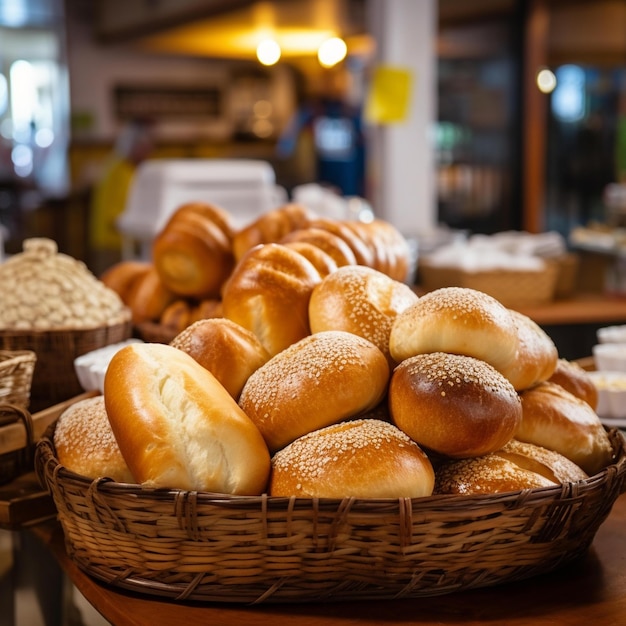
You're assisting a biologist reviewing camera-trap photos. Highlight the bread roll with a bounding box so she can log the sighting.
[100,260,152,305]
[125,265,178,324]
[172,202,234,240]
[389,352,522,458]
[104,342,271,494]
[516,381,613,475]
[308,265,419,364]
[189,298,223,323]
[160,299,193,332]
[54,395,134,483]
[389,287,520,381]
[308,217,375,267]
[232,203,314,261]
[221,243,322,356]
[280,227,358,267]
[269,419,435,498]
[152,204,235,299]
[548,358,598,409]
[501,310,558,391]
[239,330,390,452]
[170,317,270,400]
[434,438,588,496]
[283,241,338,278]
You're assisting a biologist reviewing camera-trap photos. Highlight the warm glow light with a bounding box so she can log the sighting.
[536,68,557,94]
[256,38,281,65]
[317,37,347,68]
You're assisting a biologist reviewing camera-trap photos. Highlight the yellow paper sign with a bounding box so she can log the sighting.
[364,65,413,124]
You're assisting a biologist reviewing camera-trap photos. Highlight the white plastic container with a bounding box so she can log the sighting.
[592,343,626,372]
[588,371,626,421]
[597,325,626,344]
[117,158,287,259]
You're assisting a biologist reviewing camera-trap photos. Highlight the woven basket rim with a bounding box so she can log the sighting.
[0,316,132,337]
[36,421,626,508]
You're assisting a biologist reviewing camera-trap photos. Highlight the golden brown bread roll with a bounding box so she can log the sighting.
[170,317,270,400]
[280,227,358,267]
[54,395,134,483]
[221,243,322,356]
[344,219,411,282]
[160,298,193,332]
[308,265,418,364]
[100,260,152,305]
[389,352,522,458]
[269,419,435,498]
[239,330,390,453]
[548,358,598,409]
[307,217,375,267]
[152,204,235,299]
[434,439,588,496]
[516,381,613,476]
[172,202,234,241]
[125,265,178,324]
[232,203,315,261]
[189,298,223,323]
[389,287,520,384]
[104,342,271,494]
[501,310,558,391]
[282,241,338,278]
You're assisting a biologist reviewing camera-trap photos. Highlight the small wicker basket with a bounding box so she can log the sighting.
[0,350,36,408]
[35,419,626,604]
[419,261,559,307]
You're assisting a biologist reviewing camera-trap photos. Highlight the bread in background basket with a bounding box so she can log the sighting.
[0,238,132,411]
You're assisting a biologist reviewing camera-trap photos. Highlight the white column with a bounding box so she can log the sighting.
[365,0,438,238]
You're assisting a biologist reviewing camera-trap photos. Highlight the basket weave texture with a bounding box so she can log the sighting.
[419,260,559,306]
[0,321,131,412]
[35,422,626,604]
[0,350,36,408]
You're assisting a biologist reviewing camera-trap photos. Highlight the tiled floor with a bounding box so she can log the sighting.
[0,529,110,626]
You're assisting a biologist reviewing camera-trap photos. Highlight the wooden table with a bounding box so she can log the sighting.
[31,492,626,626]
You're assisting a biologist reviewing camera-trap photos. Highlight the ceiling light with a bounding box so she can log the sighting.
[256,39,281,66]
[317,37,347,68]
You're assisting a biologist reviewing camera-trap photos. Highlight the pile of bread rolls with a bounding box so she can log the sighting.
[55,210,616,500]
[100,201,411,338]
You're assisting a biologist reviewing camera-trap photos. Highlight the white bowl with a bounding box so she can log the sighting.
[592,343,626,372]
[588,371,626,420]
[597,324,626,344]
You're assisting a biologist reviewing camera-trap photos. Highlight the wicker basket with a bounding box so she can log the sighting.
[1,404,34,485]
[35,420,626,604]
[419,260,559,307]
[0,350,36,408]
[0,321,132,412]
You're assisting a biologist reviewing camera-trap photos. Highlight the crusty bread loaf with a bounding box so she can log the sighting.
[170,317,270,400]
[189,298,223,324]
[548,358,598,409]
[516,381,613,475]
[269,419,435,498]
[239,330,390,453]
[100,260,152,305]
[280,227,358,267]
[104,342,271,494]
[308,265,418,364]
[160,299,193,332]
[283,241,338,278]
[232,203,315,261]
[221,243,323,356]
[389,287,520,382]
[434,438,588,496]
[501,310,558,391]
[152,204,235,299]
[125,265,178,324]
[54,395,135,483]
[389,352,522,458]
